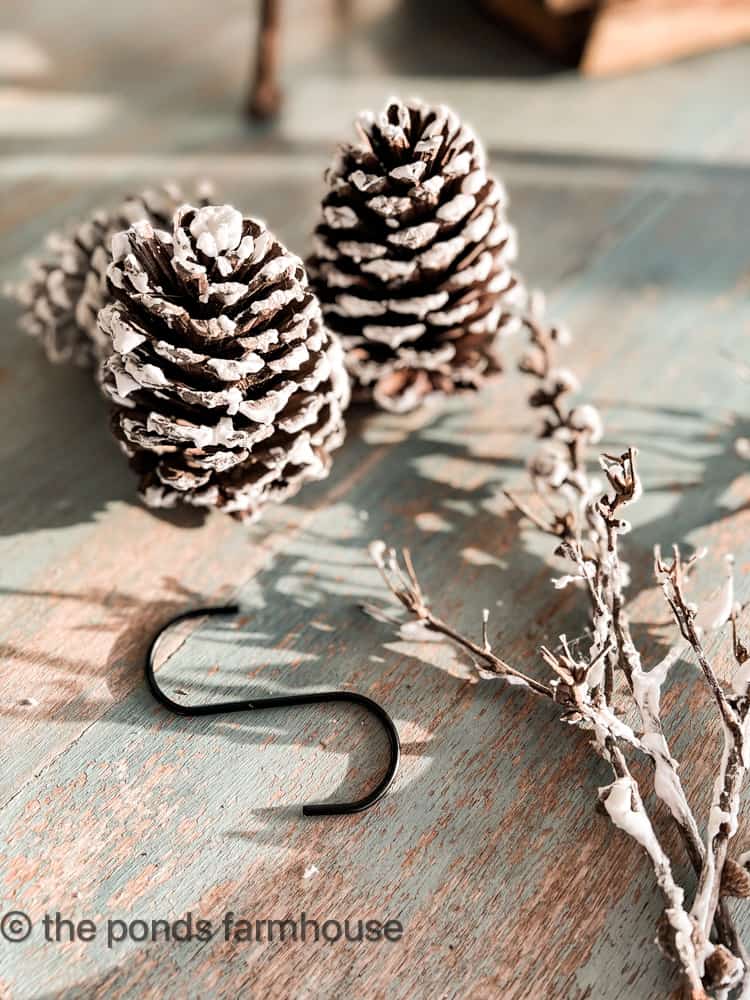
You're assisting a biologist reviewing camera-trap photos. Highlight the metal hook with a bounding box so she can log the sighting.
[146,604,400,816]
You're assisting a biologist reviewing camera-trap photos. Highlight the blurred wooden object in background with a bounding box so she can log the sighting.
[246,1,750,118]
[478,0,750,75]
[247,0,282,119]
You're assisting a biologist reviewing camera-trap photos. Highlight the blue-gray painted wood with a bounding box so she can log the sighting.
[2,2,750,997]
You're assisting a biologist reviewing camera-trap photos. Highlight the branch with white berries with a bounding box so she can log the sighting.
[367,288,750,998]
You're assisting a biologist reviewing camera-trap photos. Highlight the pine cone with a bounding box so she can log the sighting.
[9,182,213,371]
[99,204,350,521]
[308,97,523,413]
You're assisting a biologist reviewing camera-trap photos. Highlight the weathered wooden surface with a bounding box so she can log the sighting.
[2,2,750,998]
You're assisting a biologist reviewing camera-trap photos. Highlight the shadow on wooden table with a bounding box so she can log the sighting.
[1,400,576,807]
[5,396,742,999]
[356,0,560,80]
[3,390,749,721]
[594,400,750,606]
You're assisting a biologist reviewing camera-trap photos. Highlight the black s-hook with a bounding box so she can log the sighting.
[146,605,400,816]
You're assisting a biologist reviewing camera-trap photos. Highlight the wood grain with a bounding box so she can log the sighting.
[1,2,750,998]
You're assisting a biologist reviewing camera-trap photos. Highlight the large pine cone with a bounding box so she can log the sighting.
[9,182,212,371]
[99,204,350,521]
[307,97,524,413]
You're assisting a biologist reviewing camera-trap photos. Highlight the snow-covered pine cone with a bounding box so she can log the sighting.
[308,97,524,413]
[9,182,212,371]
[99,204,350,521]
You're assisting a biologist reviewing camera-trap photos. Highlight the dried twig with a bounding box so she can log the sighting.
[367,287,750,998]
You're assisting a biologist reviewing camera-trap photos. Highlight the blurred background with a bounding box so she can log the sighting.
[2,0,750,266]
[1,0,748,285]
[3,0,750,176]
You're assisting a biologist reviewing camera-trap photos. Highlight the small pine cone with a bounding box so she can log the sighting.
[99,204,350,521]
[308,97,523,413]
[8,182,213,371]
